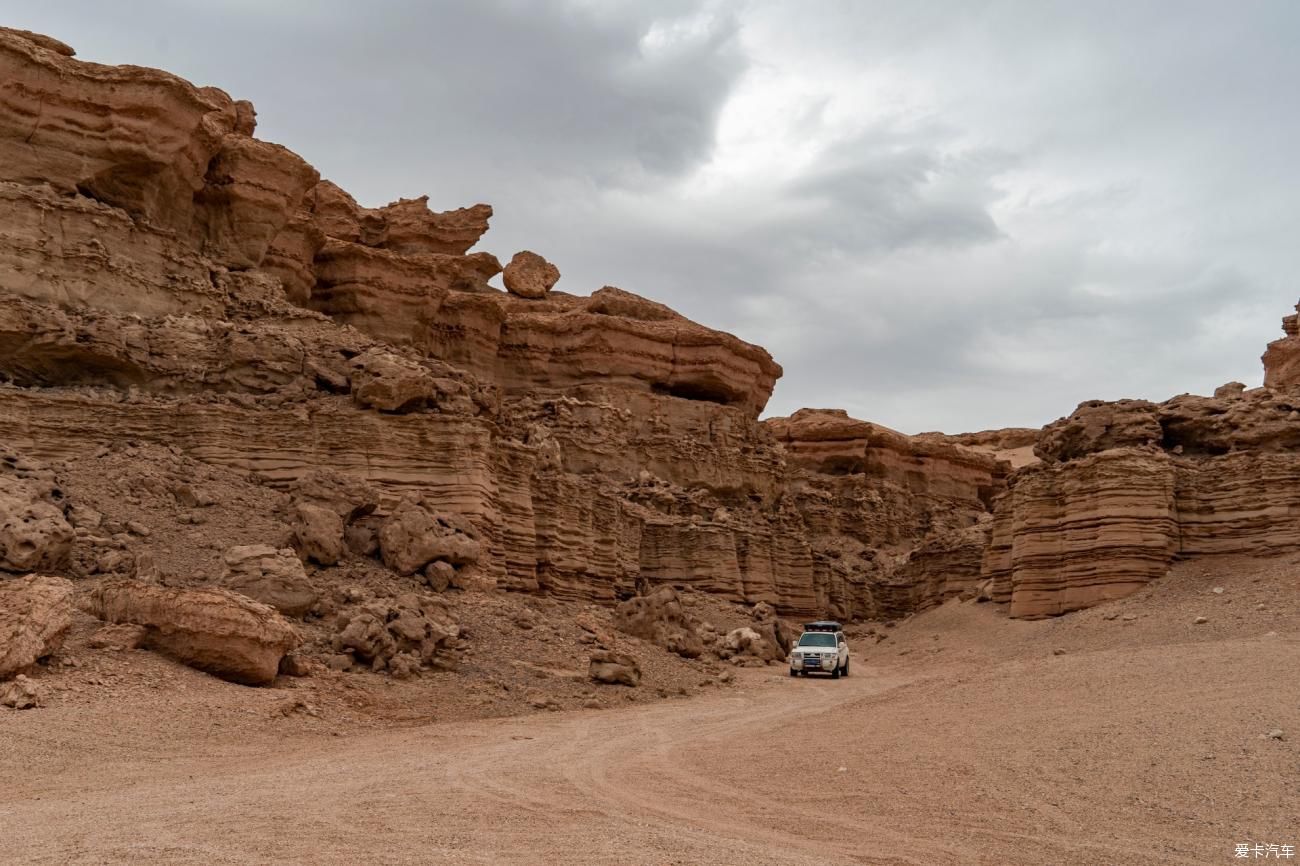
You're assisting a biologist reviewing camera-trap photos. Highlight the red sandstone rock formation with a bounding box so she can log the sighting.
[12,24,1297,639]
[1262,300,1300,390]
[984,365,1300,617]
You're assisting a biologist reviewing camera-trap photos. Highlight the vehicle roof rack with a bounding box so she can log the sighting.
[803,620,842,632]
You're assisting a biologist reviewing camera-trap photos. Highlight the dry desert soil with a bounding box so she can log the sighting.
[3,554,1296,866]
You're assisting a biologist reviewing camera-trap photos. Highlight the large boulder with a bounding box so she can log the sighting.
[749,602,791,661]
[378,499,481,575]
[85,580,300,685]
[332,593,459,675]
[289,502,345,566]
[722,627,771,661]
[503,250,560,299]
[349,348,439,412]
[0,476,73,573]
[220,545,318,617]
[589,649,641,686]
[613,586,705,659]
[287,469,380,525]
[0,574,75,679]
[1,674,41,709]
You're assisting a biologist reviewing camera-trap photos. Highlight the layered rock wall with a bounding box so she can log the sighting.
[986,378,1300,617]
[984,449,1178,618]
[0,27,1032,625]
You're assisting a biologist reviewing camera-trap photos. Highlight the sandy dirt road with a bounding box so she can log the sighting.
[3,561,1297,865]
[5,637,1297,865]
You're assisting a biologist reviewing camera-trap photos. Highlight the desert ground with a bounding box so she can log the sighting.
[4,554,1295,866]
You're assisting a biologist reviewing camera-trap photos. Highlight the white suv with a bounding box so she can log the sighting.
[789,621,850,679]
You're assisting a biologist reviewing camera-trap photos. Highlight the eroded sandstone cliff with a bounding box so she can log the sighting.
[984,377,1300,617]
[0,26,1002,636]
[5,25,1293,652]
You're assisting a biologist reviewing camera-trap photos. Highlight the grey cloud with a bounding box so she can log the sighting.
[5,0,1299,434]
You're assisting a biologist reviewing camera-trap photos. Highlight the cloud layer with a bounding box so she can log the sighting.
[8,0,1299,431]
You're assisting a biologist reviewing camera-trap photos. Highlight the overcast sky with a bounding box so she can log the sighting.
[7,1,1299,432]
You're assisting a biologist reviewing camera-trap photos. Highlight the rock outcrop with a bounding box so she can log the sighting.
[613,586,705,659]
[378,499,482,575]
[875,520,992,616]
[332,593,459,676]
[86,580,300,685]
[19,25,1300,643]
[0,574,75,679]
[0,474,73,573]
[588,649,641,686]
[984,347,1300,617]
[766,408,1006,506]
[1262,300,1300,390]
[220,545,318,617]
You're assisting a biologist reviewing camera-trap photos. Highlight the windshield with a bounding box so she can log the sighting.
[797,633,836,648]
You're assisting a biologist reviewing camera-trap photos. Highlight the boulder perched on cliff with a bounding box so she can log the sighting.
[220,545,318,617]
[1214,381,1247,399]
[589,649,640,686]
[613,586,704,659]
[0,477,73,573]
[378,499,481,575]
[0,574,75,679]
[332,593,459,675]
[503,250,560,299]
[85,580,300,685]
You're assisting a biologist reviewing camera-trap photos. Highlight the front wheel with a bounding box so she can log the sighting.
[830,664,841,679]
[843,658,850,677]
[789,668,798,678]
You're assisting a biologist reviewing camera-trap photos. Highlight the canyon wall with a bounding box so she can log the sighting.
[11,26,1292,627]
[0,28,1004,622]
[985,377,1300,617]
